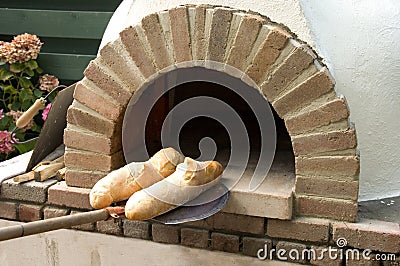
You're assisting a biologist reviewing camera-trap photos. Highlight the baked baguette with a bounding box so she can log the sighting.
[89,147,184,209]
[125,157,223,220]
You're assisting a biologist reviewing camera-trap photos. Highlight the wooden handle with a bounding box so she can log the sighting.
[16,98,45,128]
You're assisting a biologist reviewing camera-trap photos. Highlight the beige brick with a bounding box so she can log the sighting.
[286,98,349,135]
[276,241,308,264]
[296,156,360,178]
[262,46,315,102]
[1,179,57,204]
[272,68,335,117]
[119,26,157,78]
[346,253,380,266]
[292,129,357,156]
[169,7,192,62]
[141,13,172,69]
[73,82,122,121]
[181,228,209,248]
[207,8,233,62]
[19,204,42,222]
[226,14,264,70]
[246,28,289,84]
[66,100,118,138]
[194,5,207,60]
[242,237,273,258]
[99,39,144,91]
[96,219,123,236]
[267,217,330,243]
[48,181,92,210]
[84,61,131,106]
[152,224,180,244]
[295,176,359,200]
[296,195,357,222]
[0,201,17,220]
[211,232,239,253]
[64,126,121,155]
[212,212,264,235]
[64,149,124,172]
[65,169,107,189]
[43,206,69,219]
[310,246,343,266]
[333,219,400,254]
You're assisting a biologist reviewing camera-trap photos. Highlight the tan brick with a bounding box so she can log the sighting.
[48,181,92,210]
[242,237,273,258]
[246,28,290,84]
[272,68,335,117]
[276,241,308,264]
[296,156,360,178]
[152,223,180,244]
[19,204,42,222]
[226,14,264,70]
[141,13,172,69]
[119,26,157,78]
[65,169,107,189]
[310,246,343,266]
[73,82,122,121]
[211,232,239,253]
[43,206,69,219]
[296,195,357,222]
[123,220,150,239]
[1,179,57,204]
[70,210,95,231]
[181,228,209,248]
[67,100,118,138]
[382,256,400,266]
[169,7,192,62]
[64,149,124,172]
[207,8,233,62]
[286,98,349,135]
[64,126,121,155]
[292,129,357,156]
[84,61,131,106]
[333,219,400,254]
[262,46,315,102]
[99,39,144,91]
[295,176,359,200]
[0,201,17,220]
[194,5,207,60]
[267,217,330,243]
[96,219,123,236]
[212,212,264,235]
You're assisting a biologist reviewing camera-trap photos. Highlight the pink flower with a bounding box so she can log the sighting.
[42,103,52,121]
[0,109,3,120]
[0,131,18,154]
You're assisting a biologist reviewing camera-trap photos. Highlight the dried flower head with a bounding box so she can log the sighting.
[10,33,43,63]
[6,110,34,131]
[0,41,15,63]
[0,130,18,154]
[39,74,59,92]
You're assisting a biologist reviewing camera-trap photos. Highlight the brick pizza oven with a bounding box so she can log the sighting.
[1,4,399,264]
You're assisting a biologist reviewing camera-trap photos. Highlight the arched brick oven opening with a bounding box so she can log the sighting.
[64,5,360,222]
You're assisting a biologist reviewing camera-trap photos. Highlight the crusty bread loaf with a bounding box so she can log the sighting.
[125,157,223,220]
[89,148,184,209]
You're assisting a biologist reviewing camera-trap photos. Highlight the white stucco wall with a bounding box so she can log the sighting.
[100,0,400,201]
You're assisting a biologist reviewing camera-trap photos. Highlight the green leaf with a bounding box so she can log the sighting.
[0,68,13,81]
[25,60,38,70]
[10,101,21,110]
[3,85,17,95]
[9,63,25,73]
[25,68,35,77]
[18,77,33,89]
[14,137,38,154]
[33,89,43,98]
[36,67,43,74]
[0,60,6,66]
[21,100,32,111]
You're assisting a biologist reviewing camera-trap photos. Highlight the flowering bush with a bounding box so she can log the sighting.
[0,33,59,161]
